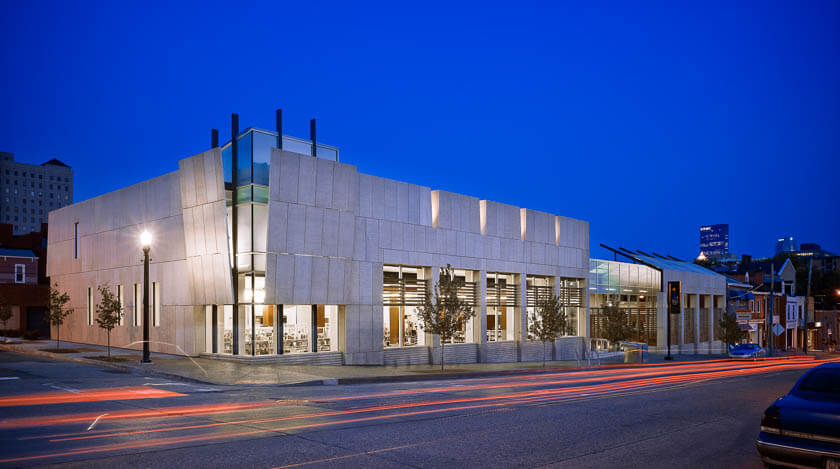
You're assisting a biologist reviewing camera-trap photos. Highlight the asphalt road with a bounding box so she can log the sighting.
[0,350,827,468]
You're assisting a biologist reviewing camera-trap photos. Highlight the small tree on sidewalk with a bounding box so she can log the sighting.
[601,304,633,351]
[417,264,476,372]
[529,295,567,367]
[45,283,73,350]
[717,310,745,349]
[95,284,123,357]
[0,292,12,341]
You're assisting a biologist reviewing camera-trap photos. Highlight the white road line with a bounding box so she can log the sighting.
[87,413,108,431]
[0,377,20,380]
[47,384,80,393]
[192,388,221,392]
[145,382,191,386]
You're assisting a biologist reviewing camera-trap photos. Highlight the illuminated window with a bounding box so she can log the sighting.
[14,264,25,283]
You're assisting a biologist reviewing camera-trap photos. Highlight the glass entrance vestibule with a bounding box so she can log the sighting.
[204,304,341,356]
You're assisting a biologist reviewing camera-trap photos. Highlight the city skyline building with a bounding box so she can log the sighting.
[1,151,74,235]
[699,224,729,257]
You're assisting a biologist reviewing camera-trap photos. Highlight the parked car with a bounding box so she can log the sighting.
[756,362,840,468]
[729,343,766,359]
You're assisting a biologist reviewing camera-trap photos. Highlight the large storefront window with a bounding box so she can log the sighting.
[280,304,339,354]
[487,272,517,342]
[526,275,553,341]
[443,268,478,344]
[283,305,312,353]
[383,265,428,347]
[557,278,583,336]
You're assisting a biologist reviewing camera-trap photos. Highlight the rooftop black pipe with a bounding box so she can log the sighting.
[309,118,317,157]
[275,109,283,150]
[211,129,219,148]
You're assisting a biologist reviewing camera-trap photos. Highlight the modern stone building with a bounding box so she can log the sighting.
[1,152,74,235]
[47,114,589,365]
[589,249,727,353]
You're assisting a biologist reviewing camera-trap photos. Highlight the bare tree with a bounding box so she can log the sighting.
[417,265,476,371]
[529,295,568,367]
[95,284,123,357]
[45,283,73,350]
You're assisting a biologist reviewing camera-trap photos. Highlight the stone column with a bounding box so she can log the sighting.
[477,269,488,362]
[429,265,441,348]
[657,290,666,353]
[708,294,715,353]
[517,272,528,361]
[694,293,700,354]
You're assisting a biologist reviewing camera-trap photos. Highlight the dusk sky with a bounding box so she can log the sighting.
[1,1,837,261]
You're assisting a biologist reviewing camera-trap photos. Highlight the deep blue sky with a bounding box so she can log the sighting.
[1,1,837,260]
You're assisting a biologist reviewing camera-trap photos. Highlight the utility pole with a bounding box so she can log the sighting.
[767,262,775,357]
[804,258,813,354]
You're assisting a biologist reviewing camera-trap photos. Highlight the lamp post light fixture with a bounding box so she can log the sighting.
[140,230,152,364]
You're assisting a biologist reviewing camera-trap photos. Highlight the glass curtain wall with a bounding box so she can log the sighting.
[486,272,517,342]
[221,129,271,355]
[588,260,661,346]
[383,265,428,347]
[218,127,341,356]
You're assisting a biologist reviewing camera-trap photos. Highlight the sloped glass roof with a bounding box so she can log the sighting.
[631,253,725,277]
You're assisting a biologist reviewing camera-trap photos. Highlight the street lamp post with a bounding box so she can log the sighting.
[141,230,152,363]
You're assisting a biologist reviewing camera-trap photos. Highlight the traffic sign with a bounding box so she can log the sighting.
[772,323,785,336]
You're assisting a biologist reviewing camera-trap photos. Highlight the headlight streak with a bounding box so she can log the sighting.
[0,387,187,407]
[2,356,836,465]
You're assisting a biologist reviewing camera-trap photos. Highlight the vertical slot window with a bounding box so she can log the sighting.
[73,222,79,259]
[133,283,141,326]
[152,282,160,327]
[87,287,93,325]
[117,284,124,326]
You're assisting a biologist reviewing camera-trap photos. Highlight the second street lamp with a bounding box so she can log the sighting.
[140,230,152,364]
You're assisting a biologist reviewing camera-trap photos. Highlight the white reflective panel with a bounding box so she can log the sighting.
[253,204,267,252]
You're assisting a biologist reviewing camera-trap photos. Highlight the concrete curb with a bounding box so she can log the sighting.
[0,343,219,386]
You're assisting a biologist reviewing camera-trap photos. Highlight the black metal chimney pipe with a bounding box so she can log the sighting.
[230,113,240,355]
[275,109,283,150]
[310,118,317,157]
[211,129,219,148]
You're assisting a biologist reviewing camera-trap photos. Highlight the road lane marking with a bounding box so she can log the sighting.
[87,414,108,431]
[48,385,80,393]
[0,377,20,380]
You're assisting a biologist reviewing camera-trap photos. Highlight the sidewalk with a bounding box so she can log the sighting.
[0,339,740,387]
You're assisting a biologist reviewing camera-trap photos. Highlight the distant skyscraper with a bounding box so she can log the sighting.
[0,151,74,235]
[699,224,729,256]
[775,236,797,255]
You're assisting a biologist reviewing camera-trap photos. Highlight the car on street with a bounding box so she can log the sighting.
[756,362,840,468]
[729,343,766,359]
